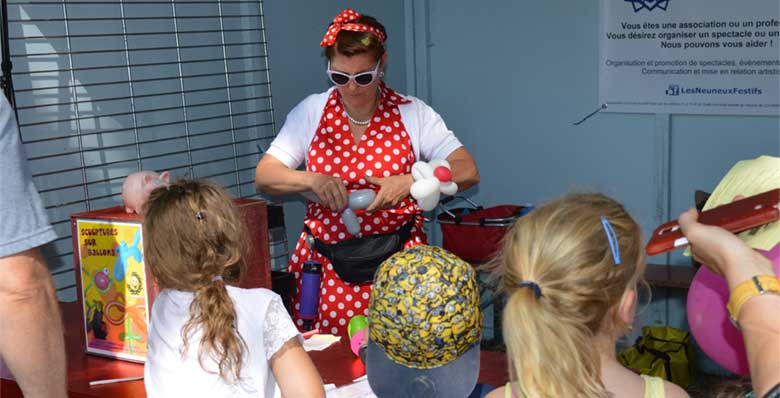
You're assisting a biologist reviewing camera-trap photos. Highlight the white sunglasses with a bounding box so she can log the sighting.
[326,60,382,87]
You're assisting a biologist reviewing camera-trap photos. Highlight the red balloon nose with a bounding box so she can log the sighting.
[433,166,452,182]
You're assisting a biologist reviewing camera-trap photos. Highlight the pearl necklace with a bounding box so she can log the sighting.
[343,87,381,127]
[343,109,371,126]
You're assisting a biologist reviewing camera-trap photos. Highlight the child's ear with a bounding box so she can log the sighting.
[159,171,170,183]
[617,288,637,326]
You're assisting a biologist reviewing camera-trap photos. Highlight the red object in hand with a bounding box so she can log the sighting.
[433,166,452,183]
[646,188,780,255]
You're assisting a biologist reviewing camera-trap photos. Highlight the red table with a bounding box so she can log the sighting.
[1,302,508,397]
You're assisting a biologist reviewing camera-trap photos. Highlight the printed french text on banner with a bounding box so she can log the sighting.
[599,0,779,115]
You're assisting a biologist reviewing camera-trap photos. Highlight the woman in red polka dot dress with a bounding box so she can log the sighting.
[255,9,479,336]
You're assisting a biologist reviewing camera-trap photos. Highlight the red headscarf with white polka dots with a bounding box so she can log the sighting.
[319,8,386,47]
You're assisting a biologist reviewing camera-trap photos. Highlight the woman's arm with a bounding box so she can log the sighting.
[679,208,780,397]
[255,155,315,195]
[270,337,325,398]
[740,295,780,397]
[363,147,479,212]
[413,99,479,192]
[255,154,348,211]
[446,147,480,191]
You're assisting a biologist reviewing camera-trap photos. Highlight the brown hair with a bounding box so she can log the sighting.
[324,15,387,60]
[712,378,753,398]
[143,179,247,384]
[487,193,645,398]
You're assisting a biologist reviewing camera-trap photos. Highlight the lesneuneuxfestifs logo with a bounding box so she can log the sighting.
[625,0,670,12]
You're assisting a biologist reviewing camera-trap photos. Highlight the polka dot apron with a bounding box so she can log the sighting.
[288,84,426,336]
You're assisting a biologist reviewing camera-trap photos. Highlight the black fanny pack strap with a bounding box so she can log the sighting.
[311,236,330,260]
[304,216,417,283]
[305,216,416,250]
[395,215,416,242]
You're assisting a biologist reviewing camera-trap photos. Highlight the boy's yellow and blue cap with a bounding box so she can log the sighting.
[366,245,482,398]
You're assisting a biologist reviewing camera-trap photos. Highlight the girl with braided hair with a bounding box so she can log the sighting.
[143,180,324,397]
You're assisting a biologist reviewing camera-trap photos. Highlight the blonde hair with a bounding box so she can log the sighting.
[143,179,247,384]
[489,193,644,398]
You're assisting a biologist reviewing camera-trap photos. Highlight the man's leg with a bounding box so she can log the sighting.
[0,248,66,398]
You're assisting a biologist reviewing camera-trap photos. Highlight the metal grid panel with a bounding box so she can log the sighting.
[4,0,281,300]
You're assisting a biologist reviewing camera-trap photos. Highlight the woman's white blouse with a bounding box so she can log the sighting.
[266,87,464,169]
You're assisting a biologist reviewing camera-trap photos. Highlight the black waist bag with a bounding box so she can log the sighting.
[308,218,415,284]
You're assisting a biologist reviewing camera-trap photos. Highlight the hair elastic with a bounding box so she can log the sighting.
[195,211,204,221]
[600,216,621,265]
[211,275,223,283]
[518,281,543,299]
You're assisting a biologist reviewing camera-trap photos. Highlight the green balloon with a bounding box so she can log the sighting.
[348,315,369,339]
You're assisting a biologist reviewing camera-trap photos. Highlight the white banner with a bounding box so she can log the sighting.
[599,0,779,115]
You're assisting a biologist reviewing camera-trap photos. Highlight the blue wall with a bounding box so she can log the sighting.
[420,0,778,245]
[415,0,778,373]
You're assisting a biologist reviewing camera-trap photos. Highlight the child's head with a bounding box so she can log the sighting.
[143,179,246,384]
[366,245,482,398]
[711,378,753,398]
[492,193,644,398]
[144,179,244,287]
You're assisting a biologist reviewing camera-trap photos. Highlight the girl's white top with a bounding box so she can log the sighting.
[145,287,300,397]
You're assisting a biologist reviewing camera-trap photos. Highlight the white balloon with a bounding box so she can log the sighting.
[411,162,434,181]
[428,159,451,170]
[341,208,361,235]
[410,179,441,211]
[348,189,376,210]
[440,181,458,196]
[417,190,440,211]
[410,178,439,199]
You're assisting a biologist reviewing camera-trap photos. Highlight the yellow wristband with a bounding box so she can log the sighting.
[727,275,780,328]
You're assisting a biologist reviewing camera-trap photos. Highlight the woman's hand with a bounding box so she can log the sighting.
[309,173,348,212]
[365,174,414,212]
[678,207,774,288]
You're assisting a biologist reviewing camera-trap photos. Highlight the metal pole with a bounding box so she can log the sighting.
[0,0,18,111]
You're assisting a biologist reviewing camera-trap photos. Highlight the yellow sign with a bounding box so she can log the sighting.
[77,219,149,362]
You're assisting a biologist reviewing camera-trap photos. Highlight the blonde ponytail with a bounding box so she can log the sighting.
[489,193,643,398]
[503,287,608,398]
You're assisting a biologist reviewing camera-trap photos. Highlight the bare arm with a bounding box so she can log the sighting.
[364,147,479,212]
[446,147,480,192]
[364,146,480,212]
[271,337,325,398]
[740,295,780,397]
[663,379,691,398]
[679,208,780,396]
[0,248,66,398]
[255,154,348,211]
[255,154,316,196]
[485,385,505,398]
